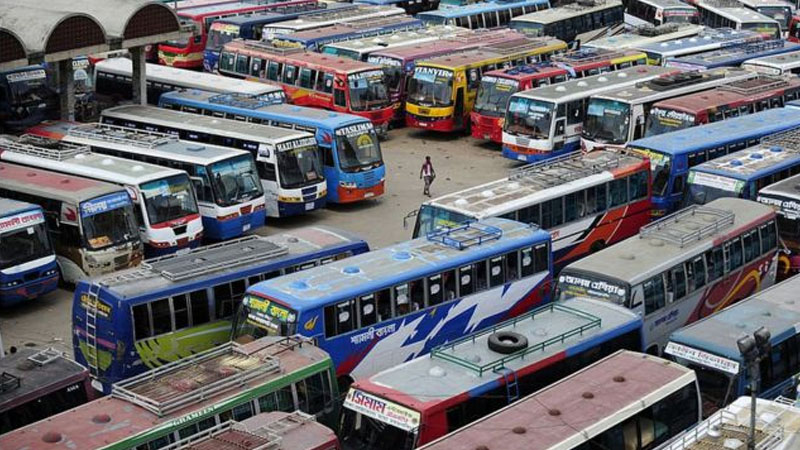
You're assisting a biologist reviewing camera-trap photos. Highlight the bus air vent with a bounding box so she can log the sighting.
[639,205,735,248]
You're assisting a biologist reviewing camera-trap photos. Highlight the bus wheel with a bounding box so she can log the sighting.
[337,375,354,394]
[590,240,606,253]
[646,345,659,356]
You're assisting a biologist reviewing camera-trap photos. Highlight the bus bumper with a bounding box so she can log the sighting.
[334,180,385,203]
[0,270,59,306]
[406,113,455,132]
[202,209,267,241]
[145,233,202,257]
[470,113,502,143]
[278,198,327,216]
[502,142,578,163]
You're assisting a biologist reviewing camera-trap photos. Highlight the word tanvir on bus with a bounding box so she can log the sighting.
[0,163,142,284]
[233,219,552,385]
[556,197,779,355]
[0,198,58,306]
[340,299,643,449]
[410,149,651,273]
[100,105,328,218]
[72,227,367,392]
[0,337,340,450]
[159,89,386,204]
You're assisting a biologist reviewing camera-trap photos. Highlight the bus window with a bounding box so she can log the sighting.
[475,260,489,291]
[485,12,498,28]
[299,68,314,89]
[608,178,628,208]
[359,294,377,327]
[173,294,189,329]
[629,171,648,201]
[283,65,297,85]
[250,57,263,77]
[151,299,172,336]
[518,204,540,225]
[534,244,548,272]
[376,288,391,321]
[489,257,504,287]
[190,290,210,325]
[643,275,665,315]
[334,89,346,107]
[669,265,687,301]
[705,247,724,282]
[428,274,444,306]
[267,61,280,81]
[235,54,249,75]
[133,304,152,340]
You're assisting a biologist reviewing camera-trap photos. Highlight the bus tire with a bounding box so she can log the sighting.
[488,331,528,354]
[590,240,606,253]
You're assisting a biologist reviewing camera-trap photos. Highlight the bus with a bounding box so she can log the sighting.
[72,227,368,392]
[202,4,359,72]
[471,48,648,143]
[158,0,320,69]
[556,197,779,355]
[416,0,550,29]
[0,336,340,450]
[665,39,800,70]
[627,107,800,215]
[417,351,700,450]
[757,173,800,276]
[0,135,203,257]
[260,5,406,40]
[321,25,468,61]
[581,67,756,152]
[0,198,58,306]
[502,65,678,163]
[100,105,327,218]
[665,276,800,416]
[734,0,794,29]
[686,131,800,206]
[29,121,266,242]
[584,23,704,51]
[219,41,395,134]
[159,90,386,204]
[354,0,439,15]
[165,411,339,450]
[233,218,553,384]
[0,163,142,284]
[410,149,651,272]
[94,57,287,106]
[270,16,424,52]
[406,38,568,133]
[0,347,96,433]
[743,48,800,74]
[340,299,644,449]
[643,74,800,137]
[626,0,700,26]
[634,27,763,65]
[509,0,627,44]
[0,66,58,134]
[695,3,781,38]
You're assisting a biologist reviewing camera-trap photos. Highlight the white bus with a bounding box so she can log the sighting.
[584,23,704,51]
[261,5,405,39]
[581,67,755,151]
[30,121,266,242]
[743,48,800,74]
[631,27,762,65]
[0,163,142,284]
[509,0,626,44]
[320,25,467,61]
[100,105,328,218]
[556,197,779,355]
[0,135,203,257]
[626,0,700,26]
[734,0,794,29]
[696,2,781,38]
[93,57,287,105]
[502,65,676,163]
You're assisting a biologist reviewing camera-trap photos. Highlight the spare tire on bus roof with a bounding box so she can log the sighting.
[488,331,528,355]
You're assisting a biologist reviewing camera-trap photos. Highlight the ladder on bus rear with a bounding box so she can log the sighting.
[494,367,519,403]
[84,283,102,377]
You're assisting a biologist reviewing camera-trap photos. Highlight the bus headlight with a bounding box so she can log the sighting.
[44,269,58,277]
[339,181,357,189]
[1,280,20,288]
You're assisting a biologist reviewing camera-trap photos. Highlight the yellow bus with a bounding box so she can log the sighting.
[405,37,566,133]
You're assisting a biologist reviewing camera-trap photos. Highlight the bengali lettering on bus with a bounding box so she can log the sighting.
[80,192,131,218]
[0,210,45,233]
[344,388,421,432]
[664,342,740,375]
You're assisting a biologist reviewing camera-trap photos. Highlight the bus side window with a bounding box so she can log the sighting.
[334,89,346,107]
[267,61,281,81]
[628,170,648,201]
[693,256,706,290]
[393,283,412,315]
[567,100,583,125]
[150,299,172,336]
[428,274,444,306]
[643,275,665,315]
[358,294,377,327]
[375,288,391,321]
[504,251,519,281]
[410,279,424,310]
[235,54,249,75]
[459,265,475,296]
[761,221,777,252]
[730,237,744,270]
[517,203,540,225]
[474,260,488,291]
[608,177,628,208]
[534,243,548,273]
[670,265,687,300]
[705,247,724,282]
[220,52,236,72]
[324,299,354,337]
[283,65,298,85]
[190,289,210,326]
[299,68,315,89]
[132,303,152,340]
[172,294,189,330]
[489,257,504,287]
[250,57,263,78]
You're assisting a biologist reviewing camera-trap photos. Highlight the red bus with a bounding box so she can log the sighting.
[644,74,800,137]
[219,40,395,134]
[158,0,320,69]
[470,48,648,142]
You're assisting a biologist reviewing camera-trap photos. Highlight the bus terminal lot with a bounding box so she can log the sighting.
[0,127,517,355]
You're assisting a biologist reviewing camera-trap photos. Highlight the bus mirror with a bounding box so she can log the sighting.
[692,191,706,205]
[403,209,419,229]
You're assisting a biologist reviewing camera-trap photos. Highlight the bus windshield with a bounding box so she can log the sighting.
[348,70,391,111]
[637,151,673,197]
[687,172,743,205]
[686,362,734,416]
[414,204,473,238]
[583,98,631,144]
[206,23,241,52]
[504,97,554,140]
[81,199,139,251]
[644,108,696,137]
[210,154,264,207]
[139,174,199,226]
[277,143,324,189]
[555,272,629,307]
[741,21,780,38]
[7,71,54,106]
[756,7,791,27]
[232,294,299,342]
[340,410,416,450]
[475,77,519,118]
[0,221,52,271]
[511,21,544,37]
[335,125,383,172]
[408,67,453,107]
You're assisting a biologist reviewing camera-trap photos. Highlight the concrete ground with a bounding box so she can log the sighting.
[0,127,520,355]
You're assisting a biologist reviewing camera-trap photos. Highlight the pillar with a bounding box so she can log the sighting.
[58,59,74,121]
[131,46,147,105]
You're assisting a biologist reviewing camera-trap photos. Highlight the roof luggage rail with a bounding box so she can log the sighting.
[426,222,503,250]
[209,92,271,110]
[639,205,734,247]
[67,123,177,149]
[0,135,89,161]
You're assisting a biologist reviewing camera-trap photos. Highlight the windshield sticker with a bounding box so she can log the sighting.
[336,122,375,137]
[79,294,112,319]
[276,137,317,152]
[212,23,240,34]
[81,192,131,219]
[350,70,384,82]
[258,91,287,105]
[6,70,46,83]
[652,109,694,128]
[558,274,627,299]
[0,210,44,234]
[757,196,800,217]
[688,172,742,193]
[630,148,667,170]
[664,342,740,375]
[368,56,402,67]
[344,389,421,432]
[244,295,295,323]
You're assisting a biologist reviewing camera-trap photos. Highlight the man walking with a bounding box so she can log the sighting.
[420,156,436,197]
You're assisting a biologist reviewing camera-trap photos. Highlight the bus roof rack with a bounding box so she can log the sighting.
[27,347,63,366]
[99,236,289,286]
[634,23,680,37]
[639,205,735,247]
[0,135,89,161]
[761,127,800,151]
[508,150,628,188]
[0,371,21,394]
[430,303,602,376]
[67,123,178,149]
[244,39,305,55]
[426,222,503,250]
[110,338,312,417]
[483,38,550,54]
[551,48,628,65]
[718,74,789,95]
[209,92,271,110]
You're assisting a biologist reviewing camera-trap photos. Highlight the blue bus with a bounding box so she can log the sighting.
[665,39,800,70]
[202,4,359,72]
[686,130,800,205]
[159,90,386,204]
[72,227,368,393]
[0,198,59,306]
[416,0,550,29]
[354,0,439,15]
[272,16,424,51]
[233,218,553,385]
[665,275,800,417]
[634,28,762,65]
[626,107,800,217]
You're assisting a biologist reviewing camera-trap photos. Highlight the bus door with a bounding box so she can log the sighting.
[553,104,567,150]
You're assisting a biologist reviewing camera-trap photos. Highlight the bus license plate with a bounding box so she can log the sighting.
[518,155,527,161]
[365,192,374,198]
[243,223,251,232]
[305,203,314,211]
